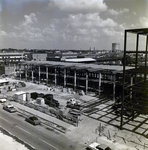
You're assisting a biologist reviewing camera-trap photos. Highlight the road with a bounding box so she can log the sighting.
[0,104,83,150]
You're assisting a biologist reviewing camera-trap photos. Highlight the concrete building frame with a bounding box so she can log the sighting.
[16,61,132,100]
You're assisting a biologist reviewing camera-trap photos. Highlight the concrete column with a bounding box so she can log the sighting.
[14,63,16,72]
[130,76,133,99]
[74,69,76,90]
[113,74,116,101]
[98,72,102,95]
[32,65,34,82]
[131,75,134,121]
[31,71,33,82]
[19,64,21,80]
[39,66,40,84]
[25,65,27,81]
[64,68,66,87]
[55,68,57,85]
[46,66,48,84]
[85,71,88,94]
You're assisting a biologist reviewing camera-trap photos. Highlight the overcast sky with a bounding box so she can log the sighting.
[0,0,148,50]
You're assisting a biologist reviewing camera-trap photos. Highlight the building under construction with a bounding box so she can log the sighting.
[15,60,133,100]
[14,28,148,134]
[121,28,148,130]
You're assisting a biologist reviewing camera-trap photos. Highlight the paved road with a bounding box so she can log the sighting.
[0,104,81,150]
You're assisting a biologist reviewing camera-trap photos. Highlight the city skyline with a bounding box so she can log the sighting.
[0,0,148,50]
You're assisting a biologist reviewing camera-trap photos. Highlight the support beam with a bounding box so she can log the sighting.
[135,33,139,69]
[14,63,16,73]
[85,71,88,95]
[144,35,148,81]
[98,72,101,95]
[64,68,66,87]
[74,69,76,90]
[113,74,116,101]
[38,66,40,84]
[55,68,57,85]
[19,64,21,80]
[120,30,127,130]
[25,64,27,81]
[130,76,133,99]
[46,66,48,84]
[32,65,34,82]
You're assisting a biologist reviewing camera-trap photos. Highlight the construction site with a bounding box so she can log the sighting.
[0,28,148,150]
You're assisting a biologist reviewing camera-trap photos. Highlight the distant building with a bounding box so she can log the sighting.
[32,53,47,61]
[112,43,120,52]
[0,53,27,75]
[0,53,26,64]
[47,50,78,61]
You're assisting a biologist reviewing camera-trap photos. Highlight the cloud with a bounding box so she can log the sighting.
[103,28,116,36]
[0,31,7,36]
[9,1,118,48]
[108,9,119,16]
[48,0,108,14]
[66,13,118,29]
[21,13,38,27]
[12,13,46,42]
[0,0,126,49]
[139,16,148,27]
[108,8,129,16]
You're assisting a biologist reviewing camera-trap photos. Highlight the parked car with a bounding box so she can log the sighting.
[86,142,100,150]
[0,98,7,103]
[96,144,112,150]
[86,142,111,150]
[3,104,17,113]
[25,116,41,125]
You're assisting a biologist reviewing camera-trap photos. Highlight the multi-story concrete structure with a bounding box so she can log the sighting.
[15,61,133,101]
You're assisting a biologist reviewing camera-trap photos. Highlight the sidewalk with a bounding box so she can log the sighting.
[11,102,72,130]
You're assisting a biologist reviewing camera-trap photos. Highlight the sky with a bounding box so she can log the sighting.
[0,0,148,50]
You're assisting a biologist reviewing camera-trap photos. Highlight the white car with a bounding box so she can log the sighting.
[0,98,7,103]
[3,104,17,113]
[86,142,112,150]
[86,142,100,150]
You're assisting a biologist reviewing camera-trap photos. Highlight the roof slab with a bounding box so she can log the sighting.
[22,61,133,74]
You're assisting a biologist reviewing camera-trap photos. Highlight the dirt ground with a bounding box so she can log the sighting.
[1,78,148,150]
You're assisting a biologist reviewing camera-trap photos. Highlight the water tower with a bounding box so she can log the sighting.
[112,43,120,52]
